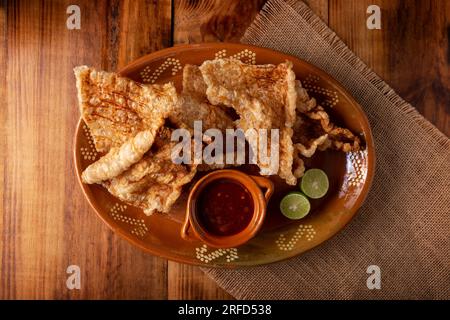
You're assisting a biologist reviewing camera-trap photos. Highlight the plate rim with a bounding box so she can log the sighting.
[73,42,376,268]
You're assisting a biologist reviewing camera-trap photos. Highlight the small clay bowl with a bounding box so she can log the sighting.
[182,169,274,248]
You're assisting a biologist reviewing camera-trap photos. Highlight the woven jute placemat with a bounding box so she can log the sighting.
[202,0,450,299]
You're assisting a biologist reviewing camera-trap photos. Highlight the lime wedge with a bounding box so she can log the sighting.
[300,168,329,199]
[280,193,311,220]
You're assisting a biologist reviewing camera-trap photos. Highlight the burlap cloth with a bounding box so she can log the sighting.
[202,0,450,299]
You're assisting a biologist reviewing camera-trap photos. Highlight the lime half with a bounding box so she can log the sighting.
[280,193,311,220]
[300,168,329,199]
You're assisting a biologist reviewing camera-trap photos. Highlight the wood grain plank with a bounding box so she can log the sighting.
[117,0,172,68]
[1,0,68,299]
[168,263,233,300]
[303,0,329,23]
[329,0,449,135]
[173,0,267,44]
[1,0,170,299]
[0,0,8,298]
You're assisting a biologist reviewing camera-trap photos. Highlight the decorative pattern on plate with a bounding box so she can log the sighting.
[81,124,97,161]
[346,150,368,187]
[140,58,182,84]
[214,49,227,59]
[109,203,148,238]
[276,224,316,251]
[214,49,256,64]
[195,244,239,263]
[303,74,339,108]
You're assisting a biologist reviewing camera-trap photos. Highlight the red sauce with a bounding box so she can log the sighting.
[197,179,254,236]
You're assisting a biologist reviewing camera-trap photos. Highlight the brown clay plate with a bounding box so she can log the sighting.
[74,43,375,267]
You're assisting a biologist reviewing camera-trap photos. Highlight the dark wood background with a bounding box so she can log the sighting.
[0,0,448,299]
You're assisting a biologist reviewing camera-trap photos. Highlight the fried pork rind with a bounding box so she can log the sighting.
[169,64,235,132]
[74,65,178,153]
[292,152,306,179]
[103,126,197,215]
[295,80,317,113]
[83,119,197,215]
[81,121,163,184]
[290,80,361,178]
[182,64,208,100]
[74,66,204,215]
[200,58,298,185]
[291,80,361,178]
[174,64,236,171]
[172,95,236,133]
[293,106,361,157]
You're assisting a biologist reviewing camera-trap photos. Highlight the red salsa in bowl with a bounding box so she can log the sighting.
[197,179,254,236]
[182,169,273,248]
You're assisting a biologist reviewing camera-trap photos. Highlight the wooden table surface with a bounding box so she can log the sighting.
[1,0,448,299]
